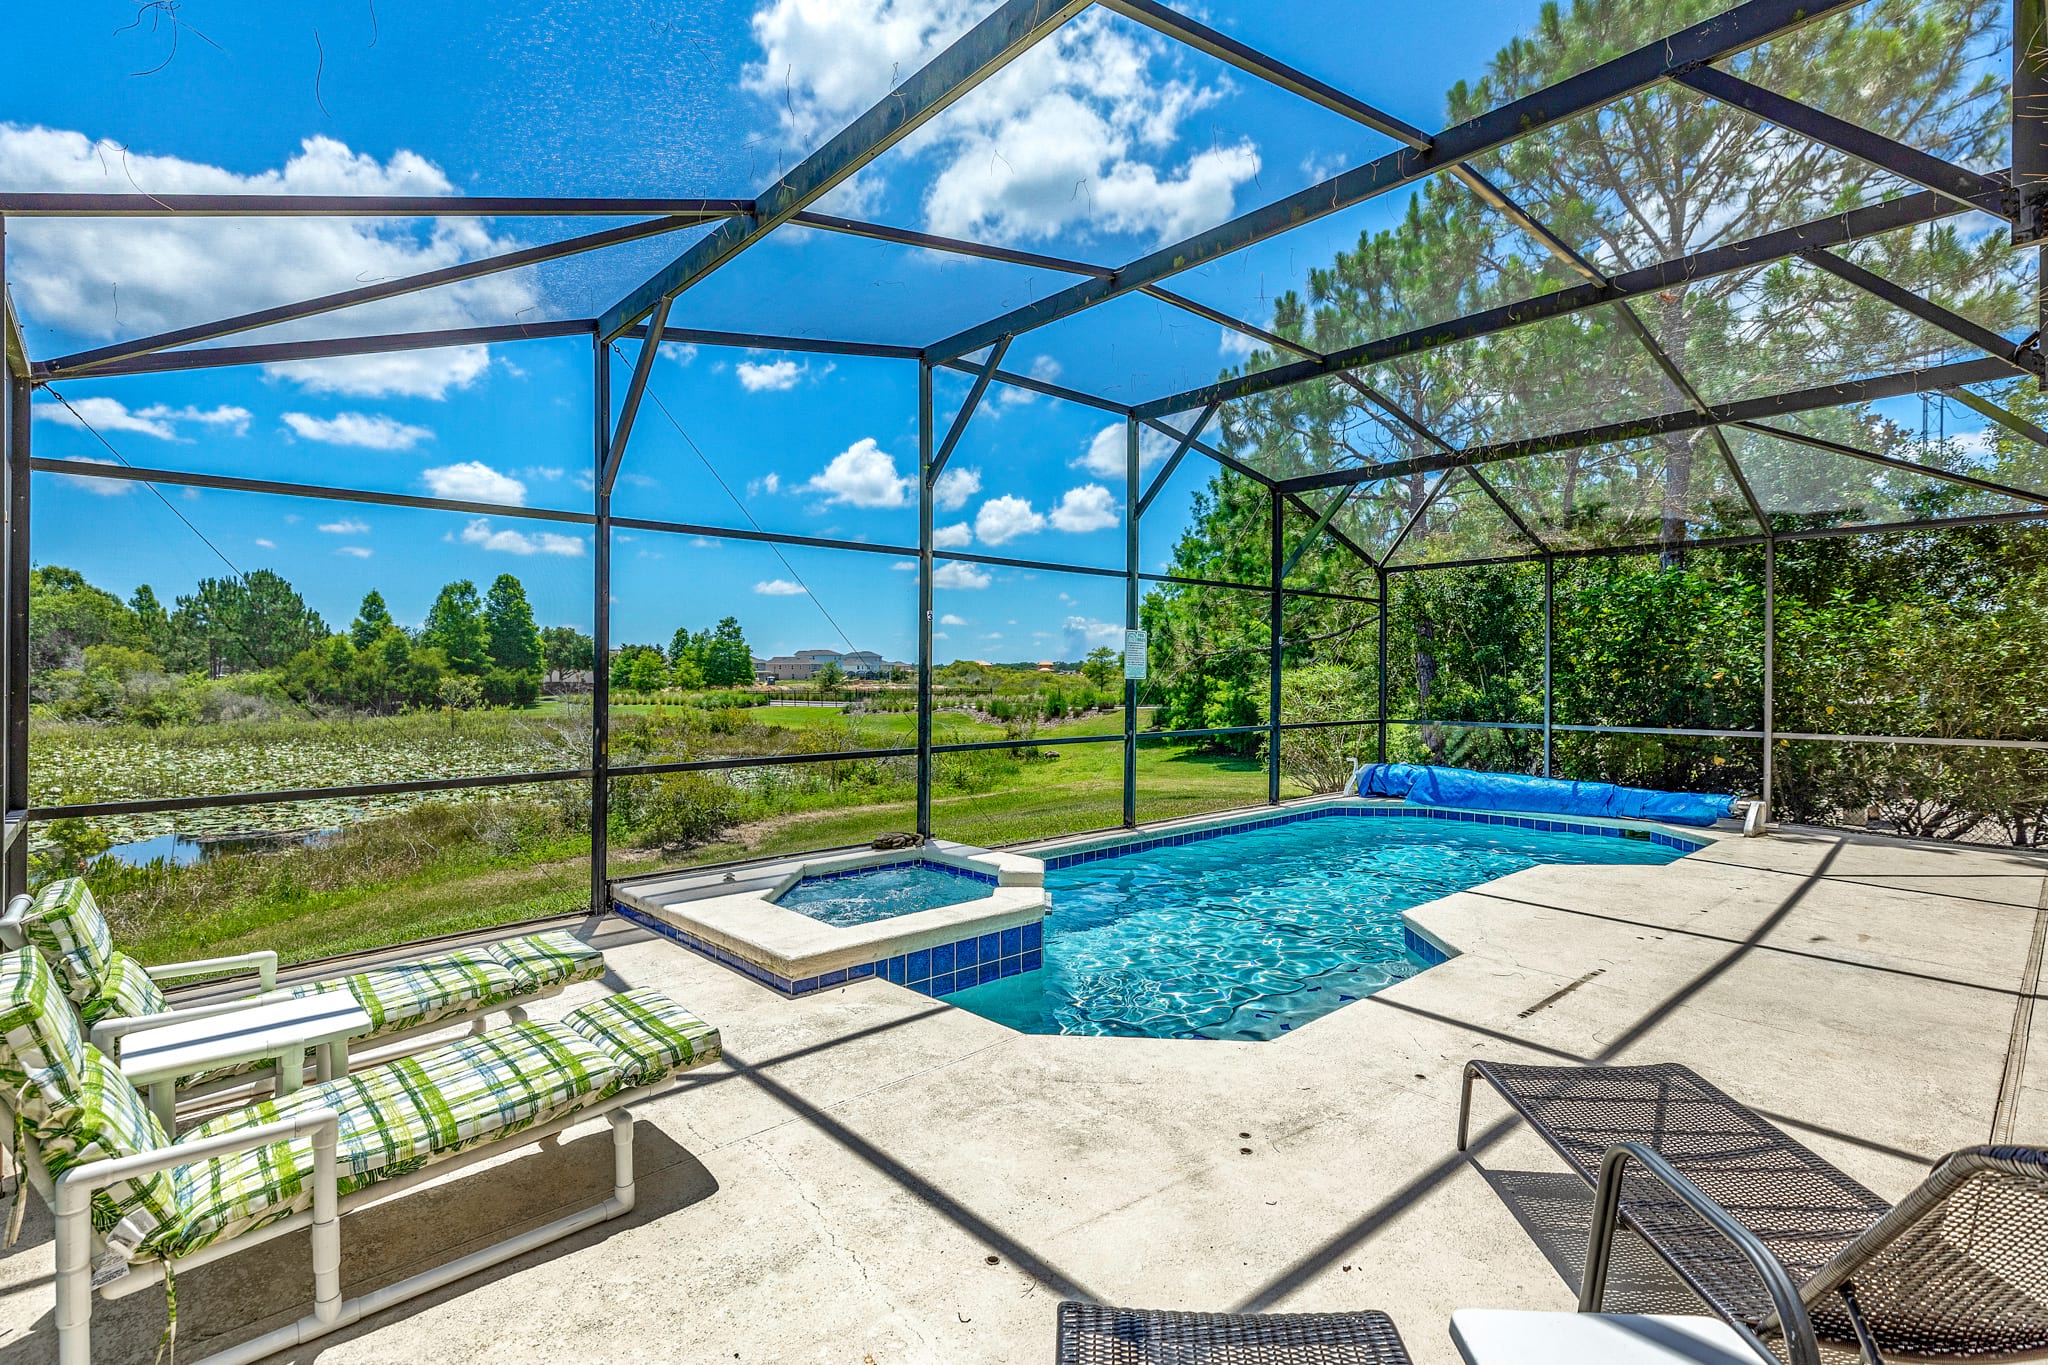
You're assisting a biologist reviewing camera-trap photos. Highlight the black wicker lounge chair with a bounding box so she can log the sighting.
[1459,1060,2048,1365]
[1055,1301,1414,1364]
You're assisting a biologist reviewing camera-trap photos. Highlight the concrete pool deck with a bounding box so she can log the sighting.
[1,821,2042,1363]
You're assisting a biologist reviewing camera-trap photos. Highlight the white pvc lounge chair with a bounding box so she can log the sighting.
[3,879,605,1100]
[0,943,720,1365]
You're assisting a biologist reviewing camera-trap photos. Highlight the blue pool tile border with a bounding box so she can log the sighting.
[1402,926,1452,967]
[613,902,1036,1000]
[1040,802,1709,868]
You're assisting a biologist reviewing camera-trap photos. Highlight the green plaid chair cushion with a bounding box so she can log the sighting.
[0,947,91,1131]
[159,1020,619,1257]
[80,950,171,1030]
[39,1048,179,1251]
[485,930,605,995]
[563,989,721,1091]
[291,948,523,1035]
[19,879,116,1005]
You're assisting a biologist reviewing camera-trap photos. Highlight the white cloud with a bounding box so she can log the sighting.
[1048,483,1119,533]
[736,358,804,392]
[32,395,252,442]
[0,128,536,399]
[933,561,991,590]
[753,579,809,596]
[282,411,433,451]
[524,465,565,482]
[335,545,374,558]
[939,613,969,626]
[745,6,1258,247]
[932,521,972,549]
[974,494,1046,545]
[662,343,700,366]
[747,471,783,498]
[255,538,276,548]
[932,465,980,512]
[1077,421,1177,477]
[318,518,370,535]
[423,461,526,505]
[1062,615,1125,653]
[455,517,584,557]
[891,560,918,572]
[997,353,1064,408]
[1219,325,1258,360]
[802,437,913,507]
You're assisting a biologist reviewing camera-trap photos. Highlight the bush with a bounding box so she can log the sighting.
[609,771,741,849]
[480,667,542,708]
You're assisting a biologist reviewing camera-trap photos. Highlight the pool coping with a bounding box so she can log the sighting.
[613,839,1048,996]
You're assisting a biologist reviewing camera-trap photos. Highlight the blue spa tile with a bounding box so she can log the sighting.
[820,968,848,988]
[907,948,931,983]
[886,956,906,984]
[955,935,980,968]
[931,942,955,974]
[1021,948,1042,971]
[978,932,1001,960]
[1000,956,1022,977]
[792,977,820,994]
[1000,926,1022,958]
[1020,921,1042,951]
[928,971,954,996]
[849,963,875,980]
[978,961,1000,985]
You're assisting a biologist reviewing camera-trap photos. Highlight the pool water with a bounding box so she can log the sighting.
[946,817,1683,1041]
[776,861,992,927]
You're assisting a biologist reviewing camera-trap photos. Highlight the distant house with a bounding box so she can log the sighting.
[755,647,910,682]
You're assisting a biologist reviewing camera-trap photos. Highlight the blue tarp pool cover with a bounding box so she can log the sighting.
[1351,763,1735,828]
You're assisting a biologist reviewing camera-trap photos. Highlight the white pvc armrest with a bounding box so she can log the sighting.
[146,950,278,992]
[0,893,31,952]
[54,1108,341,1202]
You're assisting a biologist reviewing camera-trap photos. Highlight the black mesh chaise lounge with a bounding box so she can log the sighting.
[1459,1060,2048,1364]
[1055,1301,1414,1364]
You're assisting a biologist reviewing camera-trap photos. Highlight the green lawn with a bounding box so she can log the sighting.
[99,712,1303,968]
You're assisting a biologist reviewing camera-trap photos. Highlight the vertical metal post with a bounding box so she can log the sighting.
[2019,0,2048,380]
[1267,488,1283,805]
[589,343,611,916]
[0,220,21,902]
[1542,556,1555,779]
[1123,416,1140,828]
[916,363,936,837]
[1761,536,1776,824]
[1375,568,1389,764]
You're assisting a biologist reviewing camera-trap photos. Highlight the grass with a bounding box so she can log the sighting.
[70,708,1309,968]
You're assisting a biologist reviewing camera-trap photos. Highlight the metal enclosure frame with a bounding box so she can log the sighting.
[2,0,2046,914]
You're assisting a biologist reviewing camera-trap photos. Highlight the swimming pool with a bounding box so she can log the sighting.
[775,859,995,928]
[945,814,1686,1040]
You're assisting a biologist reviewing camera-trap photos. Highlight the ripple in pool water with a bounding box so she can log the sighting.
[946,816,1682,1041]
[777,862,989,928]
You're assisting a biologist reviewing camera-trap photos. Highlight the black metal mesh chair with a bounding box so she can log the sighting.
[1461,1060,2048,1363]
[1055,1302,1414,1364]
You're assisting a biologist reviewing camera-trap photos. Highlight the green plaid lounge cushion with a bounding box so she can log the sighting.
[563,989,722,1091]
[290,948,524,1035]
[81,950,171,1030]
[19,879,116,1005]
[0,947,91,1131]
[485,930,606,995]
[159,1019,619,1257]
[38,1048,180,1249]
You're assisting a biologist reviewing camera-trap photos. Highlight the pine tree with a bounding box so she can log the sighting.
[483,574,543,673]
[705,616,753,687]
[420,581,489,674]
[350,591,394,648]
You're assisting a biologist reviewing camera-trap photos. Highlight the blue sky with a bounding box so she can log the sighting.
[3,0,1999,664]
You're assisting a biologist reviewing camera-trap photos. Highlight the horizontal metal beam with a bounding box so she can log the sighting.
[792,211,1113,278]
[0,193,752,218]
[933,548,1127,580]
[29,457,595,524]
[600,0,1090,340]
[1797,246,2040,374]
[32,319,594,380]
[1134,184,1967,419]
[1281,357,2017,491]
[605,748,917,779]
[45,215,700,377]
[624,324,921,360]
[25,767,594,822]
[1673,67,2011,214]
[927,0,1859,364]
